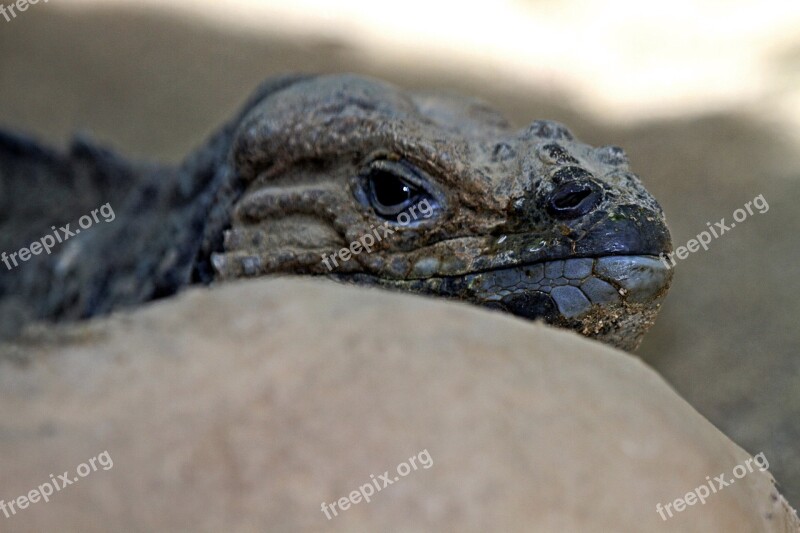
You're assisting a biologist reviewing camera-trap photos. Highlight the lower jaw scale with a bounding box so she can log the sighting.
[476,255,671,317]
[335,255,672,350]
[472,255,673,350]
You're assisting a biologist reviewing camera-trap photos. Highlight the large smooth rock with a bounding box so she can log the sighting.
[0,278,796,532]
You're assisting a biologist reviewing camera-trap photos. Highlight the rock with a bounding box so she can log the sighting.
[0,278,796,532]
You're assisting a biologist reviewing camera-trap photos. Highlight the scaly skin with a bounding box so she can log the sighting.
[0,74,672,350]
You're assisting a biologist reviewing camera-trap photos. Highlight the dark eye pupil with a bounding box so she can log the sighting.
[360,160,437,221]
[371,171,416,208]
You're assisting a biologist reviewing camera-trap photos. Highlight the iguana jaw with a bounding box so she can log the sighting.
[333,254,671,351]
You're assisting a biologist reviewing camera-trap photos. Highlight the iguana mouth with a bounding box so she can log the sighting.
[336,254,672,351]
[429,254,671,318]
[470,253,674,350]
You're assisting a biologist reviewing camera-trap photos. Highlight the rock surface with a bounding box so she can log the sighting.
[0,279,796,532]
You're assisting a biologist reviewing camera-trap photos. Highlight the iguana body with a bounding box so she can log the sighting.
[0,74,672,350]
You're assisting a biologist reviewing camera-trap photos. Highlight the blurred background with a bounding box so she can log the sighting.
[1,0,798,505]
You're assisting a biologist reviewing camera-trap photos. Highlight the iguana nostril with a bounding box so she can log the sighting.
[553,187,589,209]
[547,180,602,219]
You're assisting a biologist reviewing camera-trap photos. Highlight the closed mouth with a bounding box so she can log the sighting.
[338,254,672,322]
[332,253,672,351]
[456,254,672,321]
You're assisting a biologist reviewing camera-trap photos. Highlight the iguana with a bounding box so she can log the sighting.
[0,74,672,350]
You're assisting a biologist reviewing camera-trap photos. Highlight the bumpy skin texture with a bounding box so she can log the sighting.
[0,74,672,349]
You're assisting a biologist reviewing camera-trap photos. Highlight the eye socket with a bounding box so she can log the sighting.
[362,160,436,221]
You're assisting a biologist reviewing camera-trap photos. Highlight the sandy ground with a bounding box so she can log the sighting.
[1,1,799,506]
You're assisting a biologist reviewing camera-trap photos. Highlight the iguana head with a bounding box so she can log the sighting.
[212,74,672,350]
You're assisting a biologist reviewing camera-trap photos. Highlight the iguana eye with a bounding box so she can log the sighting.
[363,160,432,220]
